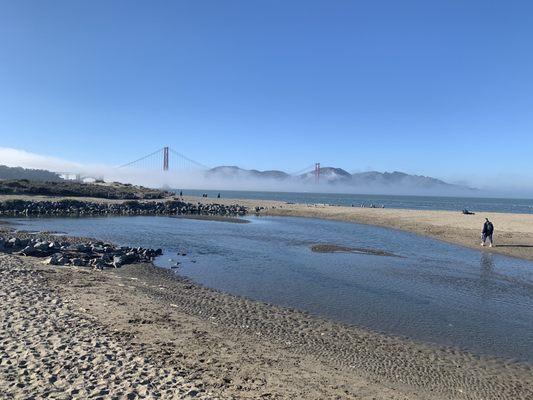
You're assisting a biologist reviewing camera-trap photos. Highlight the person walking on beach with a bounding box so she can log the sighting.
[481,218,494,247]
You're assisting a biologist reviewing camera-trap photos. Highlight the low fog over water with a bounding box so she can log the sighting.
[1,147,532,198]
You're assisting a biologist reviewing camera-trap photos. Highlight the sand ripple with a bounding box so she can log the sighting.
[0,255,215,399]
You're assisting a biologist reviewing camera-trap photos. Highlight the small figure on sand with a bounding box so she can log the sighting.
[217,193,221,198]
[481,218,494,247]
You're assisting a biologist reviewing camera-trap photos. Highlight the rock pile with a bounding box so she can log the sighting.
[0,199,247,217]
[0,235,162,269]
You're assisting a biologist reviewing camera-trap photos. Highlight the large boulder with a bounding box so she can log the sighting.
[7,237,21,248]
[47,253,69,266]
[19,245,46,257]
[91,258,106,270]
[71,258,86,267]
[34,241,51,251]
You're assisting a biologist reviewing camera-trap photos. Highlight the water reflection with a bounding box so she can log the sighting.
[480,253,495,274]
[479,252,496,297]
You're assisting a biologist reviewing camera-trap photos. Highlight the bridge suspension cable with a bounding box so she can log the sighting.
[289,164,317,176]
[118,148,165,169]
[168,148,210,170]
[117,146,210,171]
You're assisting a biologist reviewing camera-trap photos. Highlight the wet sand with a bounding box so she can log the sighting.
[1,254,532,399]
[182,195,533,261]
[310,243,399,257]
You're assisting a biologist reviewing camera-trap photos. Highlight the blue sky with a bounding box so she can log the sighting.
[0,1,532,189]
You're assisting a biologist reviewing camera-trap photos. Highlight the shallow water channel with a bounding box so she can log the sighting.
[10,215,533,362]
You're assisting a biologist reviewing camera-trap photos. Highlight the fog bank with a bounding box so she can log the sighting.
[2,147,533,198]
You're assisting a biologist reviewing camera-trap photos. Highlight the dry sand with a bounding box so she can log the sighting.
[182,195,533,261]
[1,254,533,399]
[0,255,215,399]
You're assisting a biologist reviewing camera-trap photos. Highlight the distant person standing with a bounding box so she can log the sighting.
[481,218,494,247]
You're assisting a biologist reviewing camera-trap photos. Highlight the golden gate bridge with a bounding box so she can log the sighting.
[118,146,322,183]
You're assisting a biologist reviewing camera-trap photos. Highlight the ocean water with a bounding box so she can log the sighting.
[10,215,533,363]
[179,189,533,214]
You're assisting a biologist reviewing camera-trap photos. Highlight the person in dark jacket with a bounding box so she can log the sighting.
[481,218,494,247]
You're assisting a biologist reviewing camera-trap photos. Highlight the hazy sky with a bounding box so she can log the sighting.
[1,1,532,190]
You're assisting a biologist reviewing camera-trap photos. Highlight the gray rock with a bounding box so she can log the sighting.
[71,258,86,267]
[19,245,44,257]
[75,243,90,253]
[92,258,106,270]
[8,237,21,247]
[49,253,69,266]
[91,245,104,253]
[34,241,51,251]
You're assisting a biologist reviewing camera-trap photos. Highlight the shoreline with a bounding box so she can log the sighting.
[2,253,533,399]
[3,192,533,261]
[180,195,533,261]
[2,199,533,398]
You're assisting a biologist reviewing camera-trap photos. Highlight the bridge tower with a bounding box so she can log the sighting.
[314,163,320,184]
[163,146,169,171]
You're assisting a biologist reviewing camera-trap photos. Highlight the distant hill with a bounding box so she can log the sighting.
[205,165,474,192]
[350,171,462,190]
[299,167,352,183]
[0,165,63,182]
[206,166,290,180]
[0,179,171,199]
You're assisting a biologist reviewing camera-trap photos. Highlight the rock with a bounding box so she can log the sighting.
[75,243,91,253]
[124,251,138,263]
[8,237,21,248]
[0,198,248,218]
[91,245,104,253]
[92,258,106,270]
[19,245,45,257]
[34,241,51,251]
[71,258,86,267]
[48,253,69,266]
[1,231,164,269]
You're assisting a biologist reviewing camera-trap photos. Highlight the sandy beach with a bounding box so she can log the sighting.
[2,253,533,399]
[2,194,533,398]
